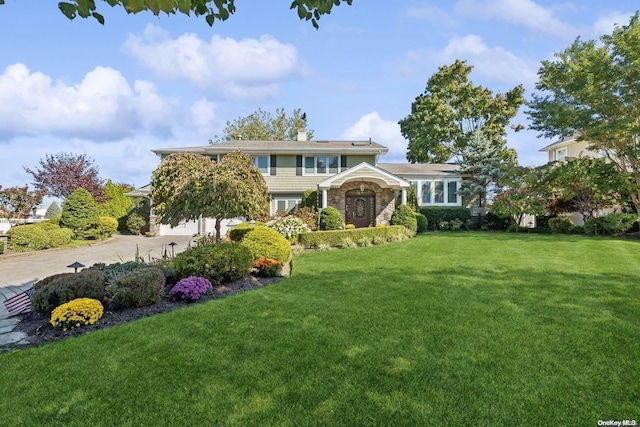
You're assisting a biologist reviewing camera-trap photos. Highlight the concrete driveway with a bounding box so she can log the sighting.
[0,234,195,288]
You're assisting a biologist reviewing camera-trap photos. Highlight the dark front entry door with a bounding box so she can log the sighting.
[346,191,375,228]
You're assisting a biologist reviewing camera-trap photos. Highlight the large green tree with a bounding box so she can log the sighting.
[399,60,525,163]
[215,108,312,142]
[490,165,546,229]
[151,150,269,240]
[527,12,640,218]
[458,130,517,208]
[10,0,352,28]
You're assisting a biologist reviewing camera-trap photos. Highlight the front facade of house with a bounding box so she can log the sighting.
[147,132,463,235]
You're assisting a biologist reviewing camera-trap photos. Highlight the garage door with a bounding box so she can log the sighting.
[158,220,199,236]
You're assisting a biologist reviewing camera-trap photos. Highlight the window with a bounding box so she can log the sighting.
[417,180,460,205]
[273,198,300,214]
[252,156,269,174]
[303,156,339,174]
[555,148,567,162]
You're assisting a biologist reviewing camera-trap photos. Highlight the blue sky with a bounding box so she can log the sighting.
[0,0,636,197]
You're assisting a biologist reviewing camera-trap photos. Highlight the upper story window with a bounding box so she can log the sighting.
[555,147,567,162]
[304,156,339,175]
[418,180,460,205]
[252,156,269,174]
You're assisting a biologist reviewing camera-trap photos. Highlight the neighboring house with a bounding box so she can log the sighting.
[539,135,601,163]
[139,131,463,236]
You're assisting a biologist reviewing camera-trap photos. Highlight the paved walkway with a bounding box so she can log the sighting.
[0,234,194,346]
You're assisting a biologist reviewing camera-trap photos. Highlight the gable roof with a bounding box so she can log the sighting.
[539,135,579,152]
[377,163,460,176]
[153,140,389,157]
[317,162,411,190]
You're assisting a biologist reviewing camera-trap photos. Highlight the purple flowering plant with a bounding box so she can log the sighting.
[170,276,213,301]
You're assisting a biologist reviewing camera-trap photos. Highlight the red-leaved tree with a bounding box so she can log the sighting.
[24,153,105,200]
[0,185,45,220]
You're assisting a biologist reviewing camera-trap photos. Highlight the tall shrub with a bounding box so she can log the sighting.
[61,188,102,240]
[319,206,344,231]
[391,204,417,234]
[241,226,292,263]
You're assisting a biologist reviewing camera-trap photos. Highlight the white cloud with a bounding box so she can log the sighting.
[435,34,538,87]
[456,0,576,38]
[402,4,457,27]
[590,11,636,38]
[124,25,308,100]
[0,63,177,141]
[341,112,407,163]
[188,98,218,137]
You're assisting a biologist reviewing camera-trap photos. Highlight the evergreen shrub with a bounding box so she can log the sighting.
[420,207,472,230]
[548,216,574,234]
[8,223,73,251]
[391,204,417,233]
[228,222,264,242]
[584,213,637,236]
[171,242,253,285]
[241,226,292,263]
[99,216,119,238]
[319,206,344,231]
[415,213,428,233]
[32,270,105,313]
[60,188,102,240]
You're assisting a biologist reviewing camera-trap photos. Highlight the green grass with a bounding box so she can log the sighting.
[1,233,639,425]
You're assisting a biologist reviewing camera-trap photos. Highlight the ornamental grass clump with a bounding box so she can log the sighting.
[170,276,213,302]
[50,298,104,331]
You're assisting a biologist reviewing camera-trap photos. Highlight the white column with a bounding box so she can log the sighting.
[401,188,407,205]
[322,189,328,208]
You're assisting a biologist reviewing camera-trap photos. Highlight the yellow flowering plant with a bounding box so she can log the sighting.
[50,298,104,331]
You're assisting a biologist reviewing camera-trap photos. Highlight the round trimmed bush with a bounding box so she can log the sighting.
[106,266,165,308]
[241,226,292,263]
[99,216,118,238]
[8,223,73,251]
[172,242,253,285]
[415,212,428,233]
[548,216,574,234]
[319,206,344,231]
[391,204,417,234]
[228,222,264,242]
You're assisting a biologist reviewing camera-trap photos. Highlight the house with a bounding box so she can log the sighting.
[142,131,463,236]
[539,135,601,163]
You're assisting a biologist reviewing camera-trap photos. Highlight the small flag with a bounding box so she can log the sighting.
[3,287,35,317]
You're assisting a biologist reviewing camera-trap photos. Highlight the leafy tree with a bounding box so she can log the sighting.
[44,201,62,219]
[60,188,102,240]
[151,151,269,241]
[543,158,627,222]
[24,152,104,200]
[527,12,640,220]
[31,0,352,28]
[215,108,313,142]
[459,131,517,208]
[490,166,546,229]
[399,60,524,163]
[0,186,45,220]
[99,180,134,222]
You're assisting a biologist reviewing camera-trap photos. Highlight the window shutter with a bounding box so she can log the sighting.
[270,155,277,176]
[340,155,347,171]
[296,155,302,176]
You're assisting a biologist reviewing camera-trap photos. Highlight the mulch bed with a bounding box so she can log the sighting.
[1,275,282,353]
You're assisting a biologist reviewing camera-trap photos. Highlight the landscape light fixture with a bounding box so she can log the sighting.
[67,261,85,273]
[168,241,178,257]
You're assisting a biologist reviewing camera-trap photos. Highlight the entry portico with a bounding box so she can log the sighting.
[317,162,411,227]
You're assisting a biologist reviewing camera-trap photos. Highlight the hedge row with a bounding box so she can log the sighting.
[8,222,74,251]
[419,207,471,230]
[297,225,407,248]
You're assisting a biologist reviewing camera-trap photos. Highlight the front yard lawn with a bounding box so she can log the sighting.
[1,233,638,425]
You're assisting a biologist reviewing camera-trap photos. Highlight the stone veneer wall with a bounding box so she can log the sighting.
[326,181,397,226]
